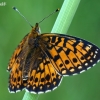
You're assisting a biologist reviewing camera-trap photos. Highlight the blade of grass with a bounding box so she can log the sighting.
[52,0,81,33]
[22,0,81,100]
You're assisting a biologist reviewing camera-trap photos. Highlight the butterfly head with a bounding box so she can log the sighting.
[31,23,41,35]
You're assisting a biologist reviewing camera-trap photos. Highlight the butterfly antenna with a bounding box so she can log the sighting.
[12,6,33,28]
[38,8,60,24]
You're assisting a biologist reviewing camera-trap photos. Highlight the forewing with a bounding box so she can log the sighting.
[41,33,100,76]
[26,50,62,94]
[8,34,29,92]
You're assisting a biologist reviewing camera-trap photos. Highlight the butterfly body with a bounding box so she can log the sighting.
[7,23,100,94]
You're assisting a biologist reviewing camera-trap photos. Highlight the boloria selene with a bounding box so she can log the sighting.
[7,7,100,94]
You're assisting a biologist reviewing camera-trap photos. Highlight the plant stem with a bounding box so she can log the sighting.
[52,0,81,33]
[22,0,81,100]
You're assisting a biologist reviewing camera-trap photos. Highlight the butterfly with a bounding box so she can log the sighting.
[7,22,100,94]
[7,7,100,94]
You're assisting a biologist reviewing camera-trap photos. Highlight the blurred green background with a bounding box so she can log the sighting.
[0,0,100,100]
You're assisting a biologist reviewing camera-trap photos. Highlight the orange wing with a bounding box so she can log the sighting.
[8,34,30,92]
[41,33,100,76]
[25,50,62,94]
